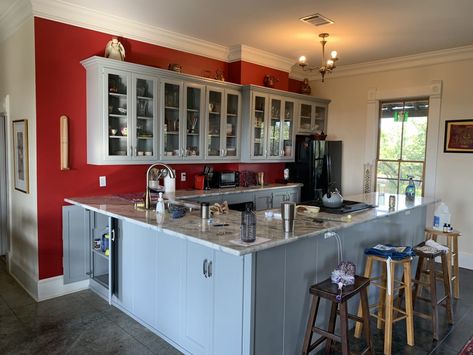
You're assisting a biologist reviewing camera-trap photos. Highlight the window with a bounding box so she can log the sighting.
[375,99,429,196]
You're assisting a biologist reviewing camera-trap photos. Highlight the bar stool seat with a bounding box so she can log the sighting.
[409,241,454,340]
[354,254,415,355]
[302,275,374,355]
[425,228,461,299]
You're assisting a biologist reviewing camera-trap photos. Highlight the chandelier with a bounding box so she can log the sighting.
[298,33,339,82]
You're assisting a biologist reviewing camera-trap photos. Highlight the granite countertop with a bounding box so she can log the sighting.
[65,189,435,256]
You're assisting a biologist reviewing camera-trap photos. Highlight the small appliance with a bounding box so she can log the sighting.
[211,171,240,188]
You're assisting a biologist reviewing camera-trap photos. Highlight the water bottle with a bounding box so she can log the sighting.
[405,176,416,201]
[240,203,256,243]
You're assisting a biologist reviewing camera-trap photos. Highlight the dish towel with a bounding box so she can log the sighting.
[426,239,449,252]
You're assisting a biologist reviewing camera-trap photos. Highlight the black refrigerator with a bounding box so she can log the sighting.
[286,136,342,202]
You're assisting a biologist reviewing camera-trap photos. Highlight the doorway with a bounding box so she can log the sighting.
[0,113,8,255]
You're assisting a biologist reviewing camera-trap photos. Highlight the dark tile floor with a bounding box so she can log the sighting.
[0,257,182,354]
[1,255,473,354]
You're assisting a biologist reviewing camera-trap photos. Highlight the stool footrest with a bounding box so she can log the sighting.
[311,326,341,343]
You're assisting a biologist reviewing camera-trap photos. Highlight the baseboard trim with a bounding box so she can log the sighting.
[459,251,473,271]
[38,276,89,301]
[9,257,39,301]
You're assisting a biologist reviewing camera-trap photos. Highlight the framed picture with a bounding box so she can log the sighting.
[444,119,473,153]
[12,119,29,193]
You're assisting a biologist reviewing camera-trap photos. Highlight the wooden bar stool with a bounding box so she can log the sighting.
[425,228,461,299]
[302,276,374,355]
[407,242,454,340]
[354,255,415,355]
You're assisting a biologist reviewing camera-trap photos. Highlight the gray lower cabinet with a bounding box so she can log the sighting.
[272,187,300,208]
[254,190,272,210]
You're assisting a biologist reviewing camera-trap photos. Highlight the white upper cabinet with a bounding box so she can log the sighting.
[205,87,241,160]
[297,100,328,135]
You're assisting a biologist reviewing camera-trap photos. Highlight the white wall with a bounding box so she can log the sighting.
[0,17,39,295]
[311,59,473,267]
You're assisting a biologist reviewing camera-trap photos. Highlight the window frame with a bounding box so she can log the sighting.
[375,98,430,196]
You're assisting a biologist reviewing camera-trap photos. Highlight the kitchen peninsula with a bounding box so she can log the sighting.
[63,190,434,355]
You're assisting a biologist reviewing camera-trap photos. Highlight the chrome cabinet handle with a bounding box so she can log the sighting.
[203,259,208,278]
[134,147,137,156]
[111,229,115,242]
[208,261,213,278]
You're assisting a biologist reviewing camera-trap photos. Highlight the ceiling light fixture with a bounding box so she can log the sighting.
[298,33,339,82]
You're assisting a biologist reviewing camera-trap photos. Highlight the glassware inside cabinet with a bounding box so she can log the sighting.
[185,86,201,158]
[135,78,154,157]
[253,95,265,157]
[283,101,294,157]
[107,73,128,156]
[207,90,222,157]
[299,103,312,132]
[315,106,326,132]
[225,93,239,156]
[269,99,282,157]
[164,83,180,157]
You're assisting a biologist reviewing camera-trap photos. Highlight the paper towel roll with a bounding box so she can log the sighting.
[164,173,176,193]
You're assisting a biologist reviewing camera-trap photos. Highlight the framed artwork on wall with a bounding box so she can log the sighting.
[12,119,29,193]
[444,119,473,153]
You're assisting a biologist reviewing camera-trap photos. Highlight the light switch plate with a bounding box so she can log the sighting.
[99,176,106,187]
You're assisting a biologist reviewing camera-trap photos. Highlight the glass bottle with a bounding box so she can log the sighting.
[240,203,256,243]
[405,176,416,201]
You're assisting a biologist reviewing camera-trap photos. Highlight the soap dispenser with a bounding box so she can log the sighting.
[405,176,416,201]
[156,192,165,214]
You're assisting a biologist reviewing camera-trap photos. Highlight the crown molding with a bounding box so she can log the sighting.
[30,0,230,61]
[0,0,32,43]
[228,44,295,72]
[296,45,473,81]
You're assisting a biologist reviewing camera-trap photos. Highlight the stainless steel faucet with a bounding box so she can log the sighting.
[144,163,176,209]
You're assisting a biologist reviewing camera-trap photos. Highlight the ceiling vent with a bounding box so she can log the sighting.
[300,13,334,27]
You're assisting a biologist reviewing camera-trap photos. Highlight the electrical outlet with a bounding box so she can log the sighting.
[181,172,187,182]
[99,176,107,187]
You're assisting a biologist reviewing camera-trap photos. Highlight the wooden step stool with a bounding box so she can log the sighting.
[302,275,374,355]
[425,228,461,299]
[354,255,415,355]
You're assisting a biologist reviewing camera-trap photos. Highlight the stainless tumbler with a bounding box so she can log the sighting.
[281,202,296,233]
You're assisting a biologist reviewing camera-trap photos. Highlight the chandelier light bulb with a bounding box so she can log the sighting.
[298,55,307,64]
[330,50,338,59]
[327,59,334,68]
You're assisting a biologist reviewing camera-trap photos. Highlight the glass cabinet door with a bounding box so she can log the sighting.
[268,98,282,157]
[252,94,266,158]
[134,76,156,158]
[207,89,223,158]
[184,84,203,159]
[299,103,313,133]
[107,71,130,157]
[225,92,239,157]
[282,100,294,158]
[163,82,182,158]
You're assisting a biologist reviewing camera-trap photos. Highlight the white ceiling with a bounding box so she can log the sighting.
[3,0,473,67]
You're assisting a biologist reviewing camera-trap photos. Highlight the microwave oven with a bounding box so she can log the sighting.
[211,171,240,188]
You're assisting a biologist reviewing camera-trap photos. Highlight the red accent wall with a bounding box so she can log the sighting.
[34,18,287,279]
[288,78,303,94]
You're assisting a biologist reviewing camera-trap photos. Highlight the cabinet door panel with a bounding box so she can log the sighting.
[254,191,272,211]
[63,205,90,284]
[156,232,185,342]
[134,75,158,160]
[182,242,213,354]
[213,251,244,355]
[207,88,224,158]
[184,84,204,160]
[162,80,183,159]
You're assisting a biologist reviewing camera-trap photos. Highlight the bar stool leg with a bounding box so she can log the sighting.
[324,301,338,353]
[377,265,387,330]
[355,256,373,338]
[412,256,425,307]
[403,261,415,346]
[441,253,454,325]
[428,258,439,340]
[446,237,453,291]
[339,301,350,355]
[453,236,460,299]
[302,294,320,355]
[360,287,374,354]
[384,261,395,355]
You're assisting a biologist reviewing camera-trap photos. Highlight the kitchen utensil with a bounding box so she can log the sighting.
[322,188,343,208]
